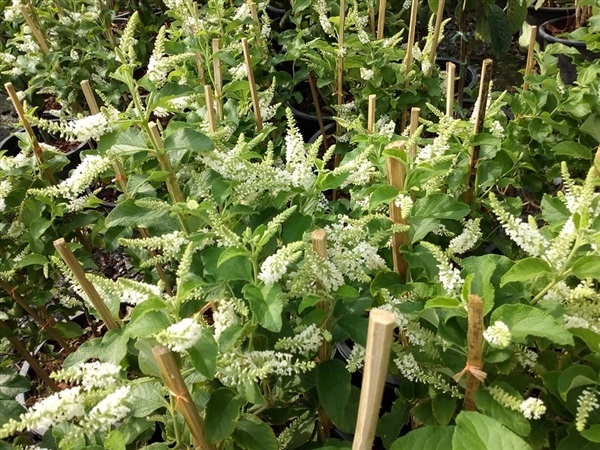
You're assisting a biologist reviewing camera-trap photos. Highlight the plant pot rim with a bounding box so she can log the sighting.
[527,4,575,13]
[539,15,586,48]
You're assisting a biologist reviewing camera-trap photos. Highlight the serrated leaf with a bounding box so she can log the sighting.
[411,194,470,220]
[500,258,552,286]
[557,364,597,401]
[243,283,284,332]
[129,380,165,417]
[0,368,30,399]
[163,128,213,154]
[490,304,573,346]
[370,185,399,209]
[232,414,278,450]
[554,141,593,159]
[63,330,129,368]
[187,332,217,379]
[452,411,532,450]
[205,388,245,443]
[475,391,531,437]
[217,246,251,267]
[571,256,600,280]
[391,426,455,450]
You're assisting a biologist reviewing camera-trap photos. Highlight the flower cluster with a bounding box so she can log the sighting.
[576,388,599,432]
[422,242,463,296]
[64,109,118,142]
[258,241,305,285]
[448,218,481,254]
[0,180,12,212]
[52,361,121,391]
[275,324,331,356]
[156,318,203,352]
[483,321,512,348]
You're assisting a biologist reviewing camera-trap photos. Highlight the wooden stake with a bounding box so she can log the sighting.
[446,61,456,117]
[427,0,446,76]
[464,294,485,411]
[409,107,420,160]
[204,85,217,133]
[352,309,396,450]
[369,4,375,35]
[20,5,49,56]
[80,80,100,115]
[195,52,207,86]
[336,0,346,138]
[212,39,223,121]
[241,38,263,132]
[0,320,59,391]
[53,238,122,330]
[464,59,493,206]
[148,122,186,204]
[153,345,215,450]
[522,26,538,91]
[5,82,56,184]
[367,94,376,134]
[308,72,328,152]
[400,0,420,131]
[250,2,262,45]
[0,280,73,353]
[376,0,386,40]
[386,142,409,279]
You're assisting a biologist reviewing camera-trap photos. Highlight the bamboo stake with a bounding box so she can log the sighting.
[385,142,409,279]
[352,309,396,450]
[148,122,186,204]
[336,0,346,138]
[212,39,223,121]
[464,59,493,206]
[427,0,446,76]
[369,4,375,35]
[20,5,49,56]
[241,38,263,132]
[400,0,420,131]
[312,229,331,441]
[0,320,59,391]
[0,280,73,353]
[463,294,485,411]
[250,2,262,46]
[53,238,122,330]
[204,85,217,133]
[5,82,56,184]
[376,0,386,40]
[367,94,376,134]
[446,61,456,117]
[409,107,420,161]
[195,52,207,86]
[522,26,538,91]
[308,72,329,152]
[153,345,215,450]
[81,81,173,296]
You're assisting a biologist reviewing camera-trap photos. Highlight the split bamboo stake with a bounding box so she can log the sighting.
[20,5,49,56]
[53,238,122,330]
[336,0,346,138]
[0,280,73,353]
[352,308,396,450]
[212,39,223,121]
[464,59,493,206]
[461,294,485,411]
[400,0,420,131]
[80,81,173,296]
[446,61,456,117]
[308,72,329,152]
[5,82,56,184]
[409,107,420,161]
[241,38,263,132]
[312,229,331,441]
[0,320,59,391]
[148,122,186,204]
[153,345,215,450]
[195,52,207,86]
[385,142,409,279]
[522,26,538,91]
[376,0,386,40]
[367,94,376,134]
[426,0,446,76]
[204,85,217,133]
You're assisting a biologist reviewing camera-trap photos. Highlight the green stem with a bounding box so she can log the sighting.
[170,395,183,448]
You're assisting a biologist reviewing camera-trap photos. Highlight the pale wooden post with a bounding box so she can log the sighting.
[204,85,217,133]
[241,38,263,132]
[464,295,485,411]
[446,61,456,117]
[367,94,376,134]
[400,0,420,131]
[522,26,538,91]
[352,309,396,450]
[212,39,223,120]
[385,142,409,279]
[409,107,420,161]
[427,0,446,76]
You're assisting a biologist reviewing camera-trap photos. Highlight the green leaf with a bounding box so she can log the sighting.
[205,388,245,443]
[202,247,253,282]
[187,332,217,379]
[452,411,532,450]
[581,425,600,443]
[317,359,351,425]
[125,310,170,338]
[432,395,456,425]
[490,304,574,346]
[243,283,284,332]
[105,430,126,450]
[13,254,48,268]
[232,414,278,450]
[487,5,513,56]
[500,258,552,286]
[163,128,213,154]
[0,368,30,399]
[581,114,600,143]
[128,380,165,417]
[0,399,25,424]
[462,254,513,314]
[411,194,470,220]
[425,297,461,308]
[475,390,531,437]
[391,426,455,450]
[557,364,597,401]
[105,199,177,230]
[63,330,129,368]
[117,417,155,445]
[570,328,600,353]
[370,185,399,209]
[554,141,593,159]
[217,246,252,267]
[571,256,600,280]
[135,339,162,378]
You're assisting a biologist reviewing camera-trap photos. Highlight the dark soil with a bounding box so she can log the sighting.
[92,246,143,282]
[89,178,119,204]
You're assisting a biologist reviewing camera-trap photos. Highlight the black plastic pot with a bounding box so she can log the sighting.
[289,79,335,141]
[526,4,575,26]
[539,15,600,84]
[308,122,336,146]
[436,57,479,93]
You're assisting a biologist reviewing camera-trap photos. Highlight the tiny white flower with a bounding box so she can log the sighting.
[483,321,511,348]
[360,68,374,81]
[519,397,546,420]
[156,318,203,352]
